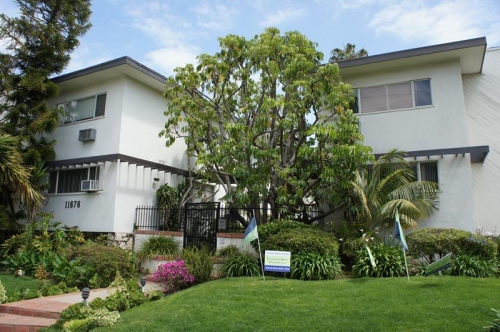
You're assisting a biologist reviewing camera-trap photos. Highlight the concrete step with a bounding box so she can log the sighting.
[0,312,56,331]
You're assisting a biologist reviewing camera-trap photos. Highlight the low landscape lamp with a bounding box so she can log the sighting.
[140,276,147,293]
[81,287,90,306]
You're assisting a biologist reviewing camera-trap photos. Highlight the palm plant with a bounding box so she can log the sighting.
[0,133,45,224]
[329,43,368,63]
[346,149,440,230]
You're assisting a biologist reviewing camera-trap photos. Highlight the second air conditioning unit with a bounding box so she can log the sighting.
[81,180,98,192]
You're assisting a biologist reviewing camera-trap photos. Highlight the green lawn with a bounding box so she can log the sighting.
[0,273,45,302]
[97,276,500,331]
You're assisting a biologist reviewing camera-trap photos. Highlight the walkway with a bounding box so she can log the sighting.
[0,277,163,331]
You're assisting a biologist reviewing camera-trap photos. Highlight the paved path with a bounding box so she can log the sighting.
[0,279,164,331]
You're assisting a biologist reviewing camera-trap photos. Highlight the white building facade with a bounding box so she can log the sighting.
[42,39,500,242]
[43,57,189,239]
[338,37,497,233]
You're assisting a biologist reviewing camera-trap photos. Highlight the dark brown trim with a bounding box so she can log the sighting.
[51,56,167,84]
[45,153,190,176]
[373,145,489,163]
[338,37,487,72]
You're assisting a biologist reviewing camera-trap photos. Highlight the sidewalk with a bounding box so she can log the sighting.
[0,279,163,331]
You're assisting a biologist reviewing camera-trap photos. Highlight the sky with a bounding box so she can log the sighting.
[1,0,500,77]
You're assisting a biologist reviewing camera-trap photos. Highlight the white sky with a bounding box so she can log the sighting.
[1,0,499,77]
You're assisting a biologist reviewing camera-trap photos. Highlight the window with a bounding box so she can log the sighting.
[366,161,438,183]
[415,162,438,183]
[352,79,432,114]
[48,166,100,194]
[58,93,106,124]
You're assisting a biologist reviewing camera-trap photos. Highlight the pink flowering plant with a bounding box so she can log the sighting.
[153,259,195,294]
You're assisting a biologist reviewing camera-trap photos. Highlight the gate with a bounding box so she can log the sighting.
[183,202,220,252]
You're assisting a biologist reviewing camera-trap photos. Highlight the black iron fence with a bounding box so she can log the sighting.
[135,205,324,233]
[135,206,183,232]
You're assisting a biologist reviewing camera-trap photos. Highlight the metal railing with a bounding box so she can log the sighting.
[135,205,324,233]
[135,206,182,231]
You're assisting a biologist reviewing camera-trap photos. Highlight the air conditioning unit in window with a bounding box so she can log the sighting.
[81,180,98,192]
[78,128,96,142]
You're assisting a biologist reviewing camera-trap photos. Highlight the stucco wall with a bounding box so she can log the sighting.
[464,48,500,235]
[342,59,476,231]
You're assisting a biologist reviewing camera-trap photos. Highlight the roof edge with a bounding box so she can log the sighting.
[338,37,487,70]
[51,56,167,84]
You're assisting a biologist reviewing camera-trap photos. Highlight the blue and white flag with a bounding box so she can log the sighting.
[393,209,408,251]
[243,216,258,244]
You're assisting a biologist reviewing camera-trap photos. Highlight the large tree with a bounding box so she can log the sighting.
[161,28,373,224]
[0,0,92,223]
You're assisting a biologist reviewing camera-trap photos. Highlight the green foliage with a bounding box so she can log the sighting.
[332,222,380,269]
[449,254,499,278]
[0,279,7,303]
[260,227,339,256]
[70,242,134,288]
[290,253,343,280]
[329,43,368,63]
[485,308,500,331]
[136,236,180,260]
[342,150,440,229]
[218,253,261,277]
[352,243,406,278]
[251,220,311,251]
[0,213,86,279]
[216,244,242,259]
[181,246,215,284]
[58,303,120,330]
[161,27,372,217]
[0,0,92,224]
[95,272,146,312]
[407,228,498,263]
[148,290,165,301]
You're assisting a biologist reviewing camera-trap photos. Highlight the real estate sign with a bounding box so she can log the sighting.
[264,250,291,273]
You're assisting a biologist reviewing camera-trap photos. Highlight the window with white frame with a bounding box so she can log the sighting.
[413,162,438,183]
[48,166,100,194]
[57,93,106,124]
[351,79,432,114]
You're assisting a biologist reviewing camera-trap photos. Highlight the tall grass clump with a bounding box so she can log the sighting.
[181,246,214,284]
[136,236,179,260]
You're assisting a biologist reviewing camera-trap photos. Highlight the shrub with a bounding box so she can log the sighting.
[0,280,7,304]
[485,308,500,332]
[104,272,146,311]
[406,228,498,262]
[449,254,499,278]
[219,252,261,277]
[70,242,134,288]
[332,222,378,269]
[57,302,120,331]
[260,228,339,256]
[136,236,180,260]
[352,243,406,278]
[290,253,343,280]
[181,246,214,284]
[153,260,195,294]
[251,220,311,252]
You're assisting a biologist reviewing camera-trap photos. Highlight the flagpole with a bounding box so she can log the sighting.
[257,237,265,281]
[402,248,409,281]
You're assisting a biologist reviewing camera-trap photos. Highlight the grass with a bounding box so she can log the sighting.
[0,273,45,302]
[96,276,500,331]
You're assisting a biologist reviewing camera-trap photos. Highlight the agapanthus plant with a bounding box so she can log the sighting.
[153,259,195,294]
